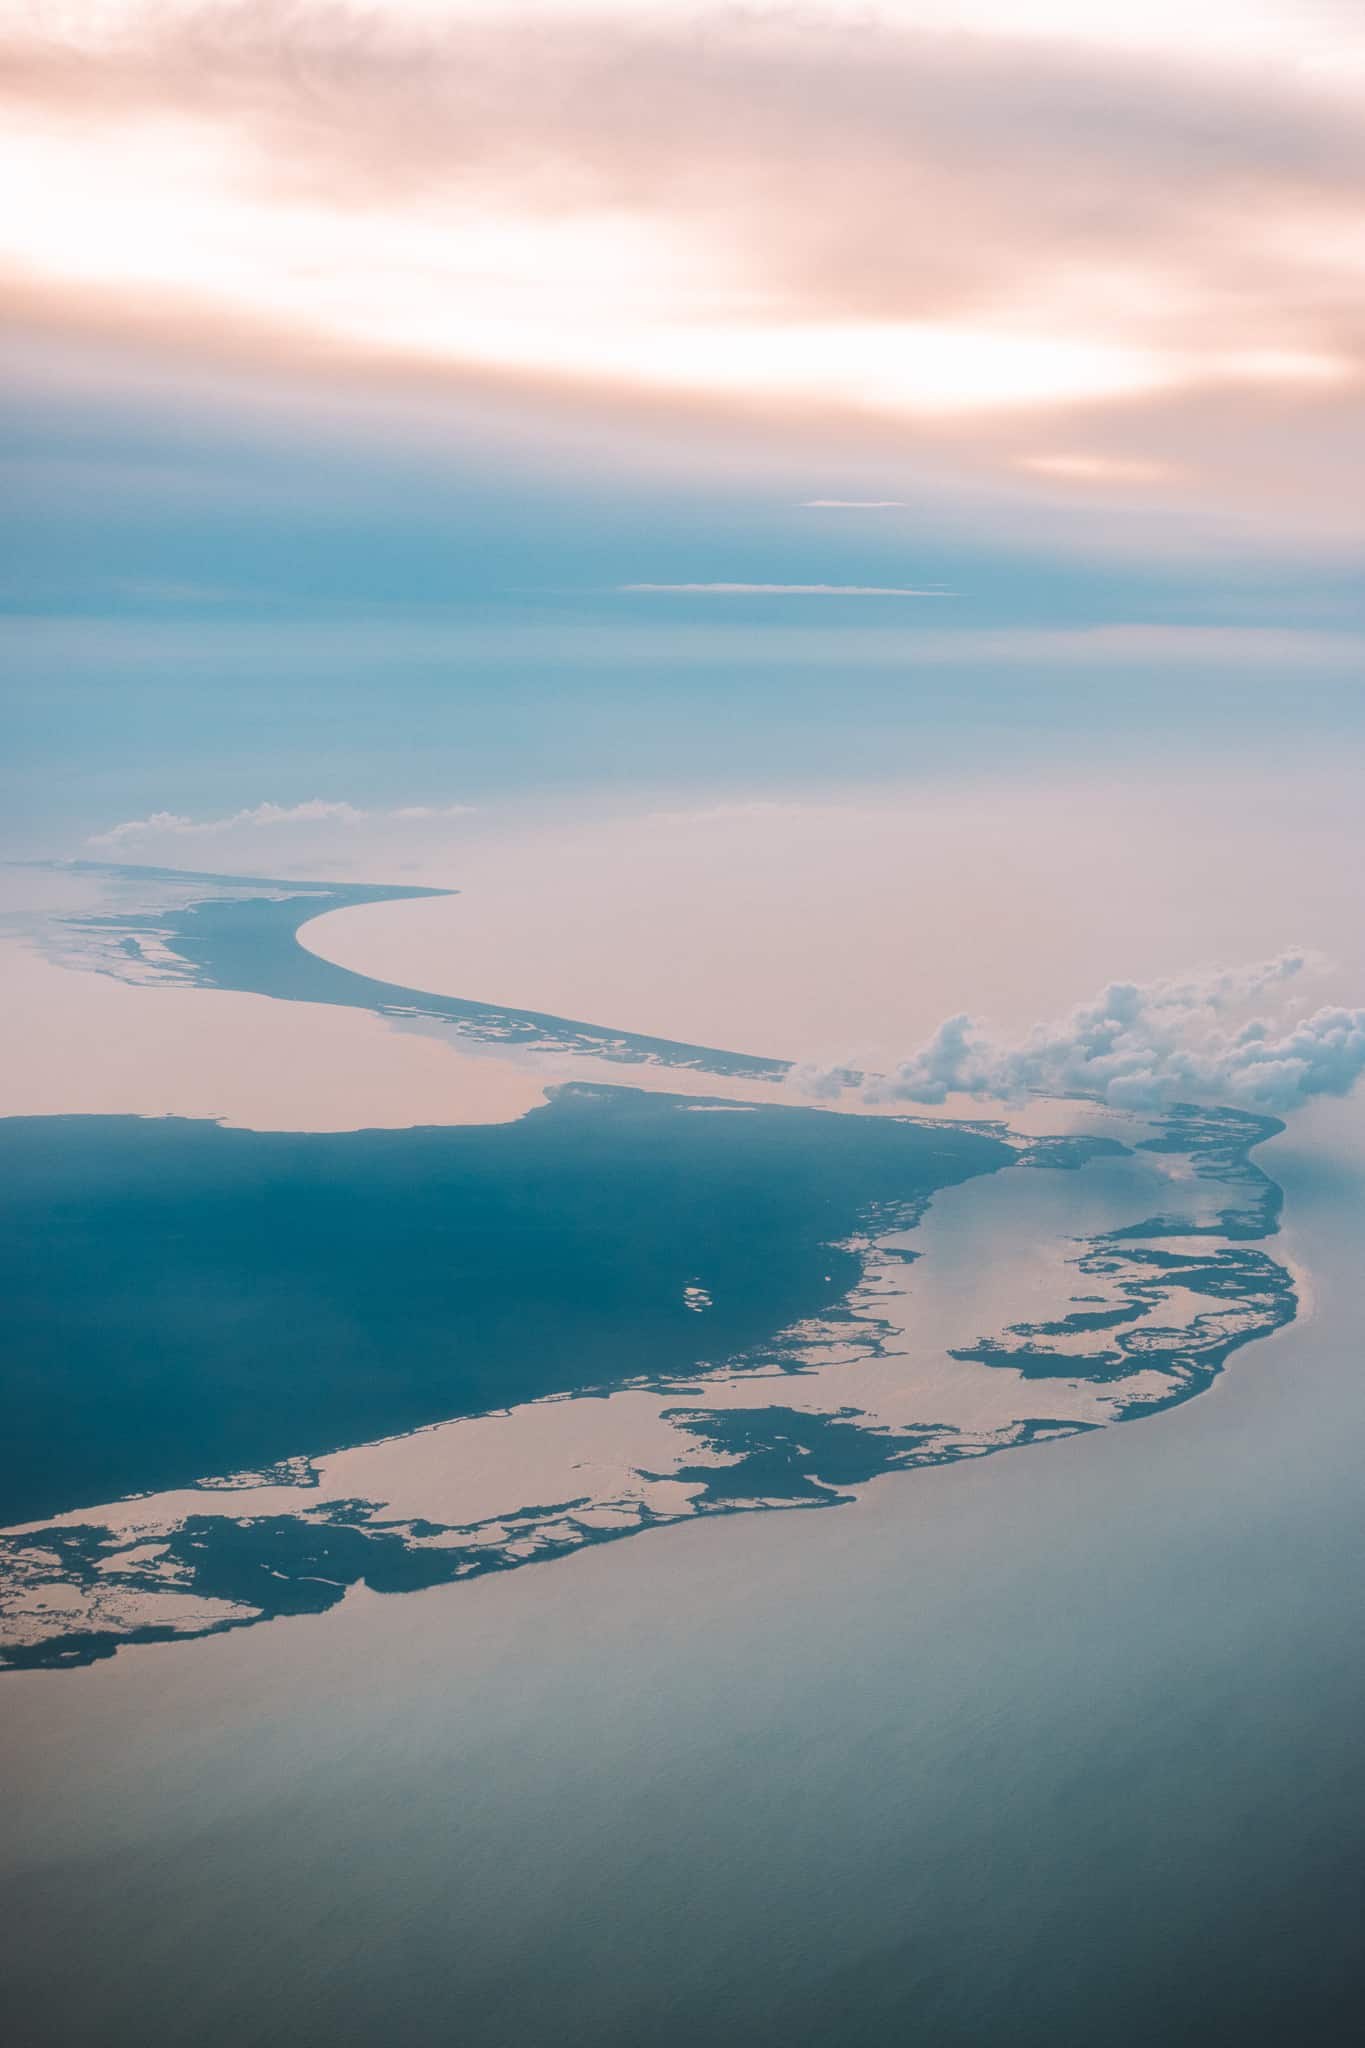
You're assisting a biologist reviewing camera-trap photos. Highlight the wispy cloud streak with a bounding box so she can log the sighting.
[618,583,952,597]
[4,0,1365,522]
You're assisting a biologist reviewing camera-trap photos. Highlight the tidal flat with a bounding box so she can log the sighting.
[0,866,1298,1674]
[0,858,1354,2047]
[0,1096,1358,2048]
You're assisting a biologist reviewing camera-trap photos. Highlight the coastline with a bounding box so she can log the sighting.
[0,1099,1357,2045]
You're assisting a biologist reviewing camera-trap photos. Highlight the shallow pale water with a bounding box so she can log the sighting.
[0,860,1360,2044]
[1,868,1294,1673]
[1,1102,1360,2044]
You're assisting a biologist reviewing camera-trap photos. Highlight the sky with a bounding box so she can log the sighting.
[3,0,1364,854]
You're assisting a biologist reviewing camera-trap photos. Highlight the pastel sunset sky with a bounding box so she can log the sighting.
[5,1,1364,853]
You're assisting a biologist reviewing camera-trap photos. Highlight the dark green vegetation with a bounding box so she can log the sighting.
[3,870,1298,1677]
[0,1087,1013,1526]
[0,1099,1298,1675]
[1121,1103,1286,1238]
[0,1407,1101,1673]
[949,1106,1296,1406]
[61,861,789,1078]
[668,1405,1094,1503]
[952,1240,1295,1397]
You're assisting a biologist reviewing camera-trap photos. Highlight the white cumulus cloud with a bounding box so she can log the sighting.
[798,951,1365,1114]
